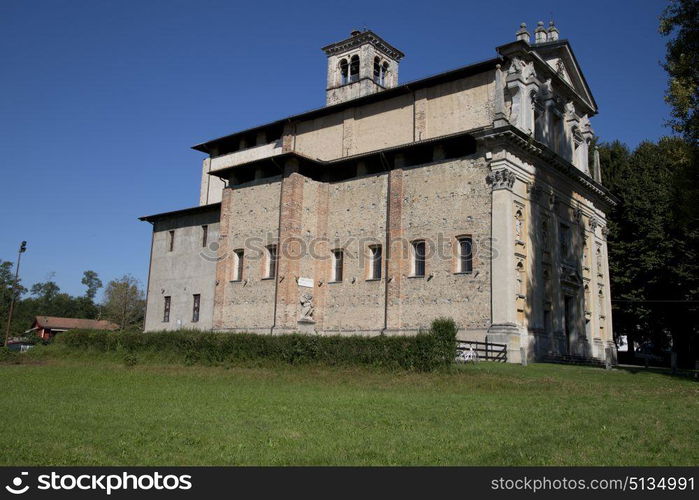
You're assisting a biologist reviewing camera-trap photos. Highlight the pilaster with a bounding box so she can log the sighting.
[213,187,232,329]
[274,158,305,333]
[385,157,406,332]
[487,161,520,361]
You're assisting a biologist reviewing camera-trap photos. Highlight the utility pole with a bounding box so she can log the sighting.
[4,241,27,347]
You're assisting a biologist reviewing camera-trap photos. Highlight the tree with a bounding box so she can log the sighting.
[659,0,699,144]
[81,270,102,301]
[600,137,699,366]
[102,275,145,330]
[1,260,27,342]
[30,275,60,303]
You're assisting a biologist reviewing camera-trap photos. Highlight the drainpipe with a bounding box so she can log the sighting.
[143,223,155,332]
[380,152,392,335]
[270,157,284,334]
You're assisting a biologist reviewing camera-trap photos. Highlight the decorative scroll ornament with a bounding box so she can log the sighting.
[487,169,516,190]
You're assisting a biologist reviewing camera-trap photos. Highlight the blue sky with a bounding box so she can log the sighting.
[0,0,671,299]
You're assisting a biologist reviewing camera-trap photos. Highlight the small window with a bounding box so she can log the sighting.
[265,245,277,279]
[411,240,426,277]
[332,249,344,282]
[163,296,171,322]
[381,62,389,86]
[559,223,570,258]
[201,225,208,248]
[232,249,244,281]
[168,230,175,252]
[339,58,348,85]
[368,245,382,280]
[192,294,200,322]
[457,236,473,273]
[373,57,381,82]
[349,55,359,83]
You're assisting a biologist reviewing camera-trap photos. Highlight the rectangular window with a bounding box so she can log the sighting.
[332,249,343,282]
[192,294,200,322]
[202,225,208,248]
[163,296,171,322]
[168,230,175,252]
[232,249,244,281]
[266,245,277,279]
[369,245,382,280]
[412,240,425,277]
[457,236,473,273]
[559,223,570,258]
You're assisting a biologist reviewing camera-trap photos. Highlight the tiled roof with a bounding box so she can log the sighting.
[34,316,119,331]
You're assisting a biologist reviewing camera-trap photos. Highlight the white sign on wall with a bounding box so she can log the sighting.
[298,277,314,288]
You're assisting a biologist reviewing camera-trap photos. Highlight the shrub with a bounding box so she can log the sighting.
[54,318,459,372]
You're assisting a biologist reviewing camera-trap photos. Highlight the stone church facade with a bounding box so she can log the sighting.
[140,24,616,363]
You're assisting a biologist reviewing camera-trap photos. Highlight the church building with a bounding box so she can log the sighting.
[140,23,616,363]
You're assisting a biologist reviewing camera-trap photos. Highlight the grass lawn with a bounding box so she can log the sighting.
[1,354,697,466]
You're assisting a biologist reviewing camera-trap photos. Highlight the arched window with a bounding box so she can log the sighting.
[411,240,426,277]
[339,58,349,85]
[381,62,389,86]
[349,55,359,83]
[373,57,381,82]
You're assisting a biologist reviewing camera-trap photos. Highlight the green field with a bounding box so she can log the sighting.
[1,354,697,466]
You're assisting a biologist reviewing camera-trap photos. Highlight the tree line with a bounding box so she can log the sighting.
[0,266,145,341]
[596,0,697,365]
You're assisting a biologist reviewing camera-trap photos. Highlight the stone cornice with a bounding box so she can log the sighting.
[475,125,617,208]
[322,30,405,60]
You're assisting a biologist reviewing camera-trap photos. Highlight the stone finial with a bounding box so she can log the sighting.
[547,21,559,41]
[516,23,530,43]
[350,29,361,37]
[534,21,547,44]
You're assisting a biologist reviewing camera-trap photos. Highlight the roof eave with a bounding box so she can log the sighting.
[191,57,501,154]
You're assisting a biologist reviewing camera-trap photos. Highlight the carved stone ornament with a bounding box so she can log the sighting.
[507,56,525,75]
[601,226,609,239]
[299,293,314,321]
[487,169,516,190]
[589,217,599,231]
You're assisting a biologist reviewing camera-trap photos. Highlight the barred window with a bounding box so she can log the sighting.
[369,245,382,280]
[232,249,244,281]
[332,249,344,282]
[265,245,277,279]
[457,236,473,273]
[163,296,171,322]
[192,294,200,323]
[412,240,425,277]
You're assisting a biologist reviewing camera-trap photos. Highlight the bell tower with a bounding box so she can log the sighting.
[322,30,405,106]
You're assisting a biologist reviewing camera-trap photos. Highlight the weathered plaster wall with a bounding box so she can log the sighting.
[215,178,282,332]
[322,173,388,333]
[398,155,492,337]
[145,210,220,332]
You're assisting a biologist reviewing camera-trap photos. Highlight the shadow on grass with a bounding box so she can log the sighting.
[614,364,698,381]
